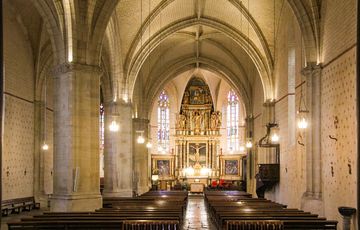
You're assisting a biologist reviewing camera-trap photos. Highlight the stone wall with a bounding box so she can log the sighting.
[2,1,35,200]
[251,0,358,228]
[320,1,357,226]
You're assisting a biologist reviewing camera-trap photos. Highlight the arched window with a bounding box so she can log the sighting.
[99,103,105,150]
[227,90,239,151]
[99,103,104,177]
[157,90,170,152]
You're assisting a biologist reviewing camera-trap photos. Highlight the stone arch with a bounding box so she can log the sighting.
[141,57,253,121]
[287,0,320,63]
[127,18,272,103]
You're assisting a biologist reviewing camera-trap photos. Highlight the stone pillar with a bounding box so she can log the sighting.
[51,63,102,212]
[301,63,323,215]
[245,115,255,194]
[103,100,133,197]
[174,141,179,177]
[178,140,183,169]
[33,101,47,207]
[182,141,186,167]
[133,118,150,195]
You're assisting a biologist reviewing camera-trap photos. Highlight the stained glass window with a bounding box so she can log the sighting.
[157,90,170,152]
[99,103,104,177]
[227,90,239,151]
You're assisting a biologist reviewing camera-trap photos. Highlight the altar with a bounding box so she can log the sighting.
[151,77,239,188]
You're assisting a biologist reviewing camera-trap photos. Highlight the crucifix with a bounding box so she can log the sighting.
[190,144,206,163]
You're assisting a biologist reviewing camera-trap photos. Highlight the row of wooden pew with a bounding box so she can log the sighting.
[8,190,188,229]
[204,190,338,230]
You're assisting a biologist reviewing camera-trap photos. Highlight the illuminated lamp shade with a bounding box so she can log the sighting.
[270,126,280,143]
[109,120,120,132]
[42,143,49,151]
[245,140,253,149]
[151,174,159,181]
[146,142,153,149]
[137,135,145,144]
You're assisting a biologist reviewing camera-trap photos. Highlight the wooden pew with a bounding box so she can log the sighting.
[2,197,40,216]
[8,191,187,229]
[205,190,337,230]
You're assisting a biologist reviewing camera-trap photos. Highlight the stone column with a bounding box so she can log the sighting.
[103,100,133,197]
[178,140,182,169]
[245,115,254,194]
[133,118,150,195]
[51,63,102,212]
[301,63,323,215]
[33,101,47,207]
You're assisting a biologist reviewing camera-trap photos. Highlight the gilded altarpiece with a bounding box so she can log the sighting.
[151,77,222,186]
[175,77,221,185]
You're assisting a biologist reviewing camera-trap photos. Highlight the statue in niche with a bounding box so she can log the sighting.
[210,111,222,130]
[183,91,190,104]
[215,111,222,128]
[177,113,187,130]
[210,112,217,130]
[193,89,200,103]
[193,111,202,131]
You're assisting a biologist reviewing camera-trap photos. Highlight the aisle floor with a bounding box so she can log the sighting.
[182,194,217,230]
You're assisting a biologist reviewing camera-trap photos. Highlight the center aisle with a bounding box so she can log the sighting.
[183,194,217,230]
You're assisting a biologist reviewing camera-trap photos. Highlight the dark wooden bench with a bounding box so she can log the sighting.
[8,192,187,229]
[2,197,40,216]
[8,219,179,230]
[205,190,337,229]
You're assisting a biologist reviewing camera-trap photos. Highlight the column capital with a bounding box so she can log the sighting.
[104,99,132,110]
[245,114,254,122]
[133,118,150,124]
[301,62,322,77]
[51,62,102,76]
[263,99,275,107]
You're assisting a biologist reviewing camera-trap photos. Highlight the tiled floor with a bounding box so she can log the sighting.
[183,194,217,230]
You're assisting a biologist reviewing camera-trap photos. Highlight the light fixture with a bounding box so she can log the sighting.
[185,166,194,176]
[146,141,153,149]
[245,139,253,149]
[297,82,309,129]
[200,167,211,176]
[271,132,280,143]
[151,174,159,181]
[42,77,48,151]
[42,143,49,151]
[109,80,120,132]
[136,130,145,144]
[109,120,120,132]
[137,135,145,144]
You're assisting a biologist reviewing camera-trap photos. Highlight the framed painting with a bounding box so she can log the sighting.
[151,154,175,179]
[225,160,239,175]
[220,154,243,178]
[157,160,170,177]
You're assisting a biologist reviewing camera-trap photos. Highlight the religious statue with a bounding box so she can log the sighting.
[210,112,217,130]
[215,111,222,128]
[193,111,202,131]
[177,113,186,130]
[210,111,221,130]
[183,91,190,104]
